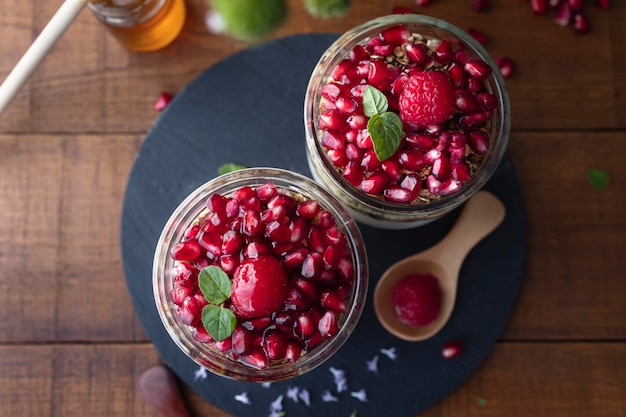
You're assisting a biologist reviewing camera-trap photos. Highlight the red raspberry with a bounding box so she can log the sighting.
[398,72,455,127]
[231,255,289,319]
[392,273,442,327]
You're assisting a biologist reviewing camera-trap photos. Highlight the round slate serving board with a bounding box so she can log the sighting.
[121,34,525,417]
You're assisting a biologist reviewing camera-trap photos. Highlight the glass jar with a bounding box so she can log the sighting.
[88,0,186,52]
[304,15,511,229]
[153,168,368,382]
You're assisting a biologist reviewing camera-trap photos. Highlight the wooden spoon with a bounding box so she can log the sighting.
[373,191,506,342]
[139,365,192,417]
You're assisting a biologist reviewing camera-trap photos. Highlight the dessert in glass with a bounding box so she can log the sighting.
[305,15,510,229]
[153,168,368,382]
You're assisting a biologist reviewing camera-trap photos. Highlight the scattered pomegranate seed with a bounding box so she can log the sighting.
[467,28,488,45]
[496,56,516,78]
[415,0,432,5]
[595,0,608,8]
[442,340,464,358]
[392,6,414,14]
[154,92,172,111]
[573,13,590,33]
[472,0,489,12]
[530,0,548,15]
[568,0,583,12]
[554,1,573,26]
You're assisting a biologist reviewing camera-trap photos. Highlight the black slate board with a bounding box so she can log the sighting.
[120,34,525,417]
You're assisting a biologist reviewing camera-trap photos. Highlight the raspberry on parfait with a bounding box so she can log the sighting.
[316,23,498,204]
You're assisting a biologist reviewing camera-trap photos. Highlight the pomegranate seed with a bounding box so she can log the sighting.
[282,247,309,272]
[468,130,490,154]
[321,290,347,312]
[496,56,516,78]
[391,74,409,96]
[406,133,434,150]
[321,83,343,102]
[225,198,240,219]
[442,340,464,359]
[323,226,345,246]
[398,149,426,171]
[454,88,480,113]
[348,44,369,63]
[449,132,467,148]
[438,179,463,195]
[595,0,608,8]
[373,44,395,56]
[467,28,488,45]
[466,77,485,93]
[296,200,320,220]
[219,254,239,274]
[267,194,296,215]
[263,329,287,360]
[381,24,411,45]
[432,155,451,179]
[336,257,354,283]
[451,162,472,181]
[459,111,493,128]
[360,149,382,172]
[350,84,367,99]
[434,40,454,64]
[573,14,590,33]
[206,193,228,213]
[347,114,367,130]
[449,146,466,165]
[336,96,359,114]
[415,0,432,5]
[294,312,317,339]
[472,0,489,11]
[392,6,414,14]
[154,92,172,111]
[170,286,192,306]
[447,62,466,88]
[199,230,222,258]
[360,170,388,194]
[355,130,373,149]
[455,49,471,64]
[193,325,214,343]
[554,1,572,26]
[212,337,232,352]
[381,159,403,182]
[221,230,243,255]
[327,149,348,167]
[476,92,497,110]
[568,0,583,11]
[260,205,286,224]
[319,109,347,131]
[256,183,278,202]
[331,59,354,82]
[183,224,200,241]
[307,226,326,253]
[321,130,345,151]
[368,59,389,86]
[241,316,271,331]
[171,263,198,287]
[285,287,310,310]
[345,143,363,161]
[170,240,201,261]
[342,161,365,186]
[265,220,292,243]
[423,148,442,164]
[178,296,200,326]
[405,43,432,66]
[301,252,324,278]
[399,174,422,193]
[550,0,563,7]
[322,244,343,268]
[285,340,303,362]
[231,326,253,355]
[241,348,269,369]
[318,311,339,338]
[383,184,416,203]
[464,59,493,79]
[530,0,548,14]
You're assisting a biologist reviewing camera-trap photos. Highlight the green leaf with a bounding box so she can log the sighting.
[201,305,237,342]
[362,85,388,117]
[198,266,232,305]
[477,397,487,406]
[586,169,610,190]
[218,163,247,175]
[349,412,358,417]
[367,112,403,161]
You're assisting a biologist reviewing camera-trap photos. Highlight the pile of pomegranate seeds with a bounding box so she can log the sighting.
[169,182,355,370]
[318,24,497,204]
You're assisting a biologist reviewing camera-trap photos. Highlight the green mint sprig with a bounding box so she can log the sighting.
[218,163,247,175]
[198,266,236,341]
[586,168,610,190]
[363,85,403,162]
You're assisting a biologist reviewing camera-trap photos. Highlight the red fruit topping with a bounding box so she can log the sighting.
[442,340,464,359]
[399,72,455,127]
[154,92,172,111]
[496,56,516,78]
[231,255,289,318]
[392,6,414,14]
[392,273,442,327]
[467,28,488,46]
[170,240,201,261]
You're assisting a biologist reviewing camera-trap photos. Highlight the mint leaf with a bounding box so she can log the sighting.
[362,85,388,117]
[368,112,403,161]
[201,305,237,342]
[198,266,232,305]
[477,397,487,406]
[586,169,610,190]
[218,163,247,175]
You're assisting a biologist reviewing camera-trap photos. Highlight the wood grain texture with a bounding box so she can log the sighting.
[0,343,623,417]
[1,0,625,415]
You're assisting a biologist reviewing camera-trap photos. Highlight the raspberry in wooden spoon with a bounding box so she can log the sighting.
[231,255,289,318]
[399,72,455,127]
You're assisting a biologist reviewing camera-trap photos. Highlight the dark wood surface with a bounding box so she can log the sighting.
[1,1,625,416]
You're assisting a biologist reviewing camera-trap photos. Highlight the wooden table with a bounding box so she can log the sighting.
[1,1,624,416]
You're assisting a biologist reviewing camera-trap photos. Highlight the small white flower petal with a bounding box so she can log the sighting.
[380,347,398,360]
[298,389,311,407]
[193,366,208,381]
[234,392,251,405]
[262,382,272,389]
[269,395,284,412]
[321,390,339,402]
[366,355,379,373]
[350,389,368,402]
[329,367,348,392]
[286,386,300,403]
